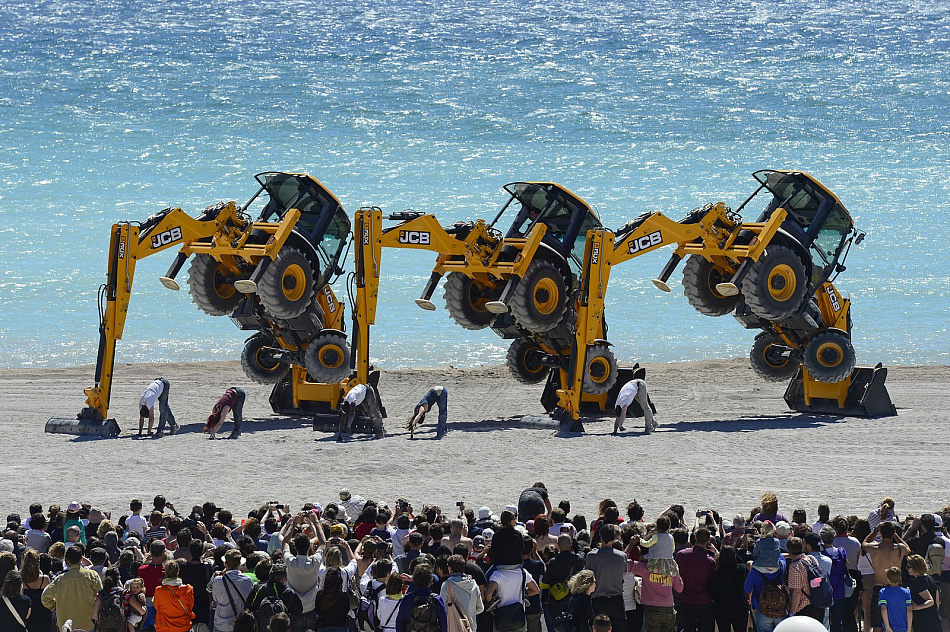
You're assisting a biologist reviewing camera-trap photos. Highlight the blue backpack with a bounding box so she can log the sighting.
[801,557,834,609]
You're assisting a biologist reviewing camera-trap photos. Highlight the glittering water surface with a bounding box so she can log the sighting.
[0,0,948,369]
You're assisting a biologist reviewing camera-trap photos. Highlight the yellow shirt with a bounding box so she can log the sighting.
[41,565,103,630]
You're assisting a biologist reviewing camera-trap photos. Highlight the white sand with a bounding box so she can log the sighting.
[2,359,947,522]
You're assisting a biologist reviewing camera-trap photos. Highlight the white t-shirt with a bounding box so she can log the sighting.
[392,528,412,558]
[615,380,640,408]
[491,567,535,607]
[126,514,148,538]
[139,380,164,409]
[344,384,367,406]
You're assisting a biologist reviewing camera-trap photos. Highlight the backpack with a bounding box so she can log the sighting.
[824,547,848,596]
[926,541,945,576]
[252,584,287,632]
[757,575,789,619]
[408,593,441,632]
[98,588,127,632]
[799,557,833,609]
[357,583,386,632]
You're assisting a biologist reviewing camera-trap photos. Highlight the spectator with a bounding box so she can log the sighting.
[210,549,255,632]
[40,545,103,631]
[708,546,748,632]
[518,484,552,525]
[153,560,195,631]
[180,540,214,632]
[396,564,447,632]
[62,502,87,547]
[744,555,787,632]
[25,514,51,554]
[566,570,596,632]
[753,493,789,525]
[543,534,584,632]
[585,524,627,631]
[869,499,899,536]
[820,526,850,632]
[877,567,912,632]
[814,504,831,534]
[439,555,483,631]
[127,499,148,539]
[675,527,716,632]
[339,490,367,523]
[786,536,824,621]
[906,555,939,632]
[21,548,53,632]
[441,519,473,556]
[313,566,351,632]
[378,574,405,632]
[282,511,326,632]
[491,510,526,566]
[630,550,683,632]
[865,521,911,632]
[1,570,30,631]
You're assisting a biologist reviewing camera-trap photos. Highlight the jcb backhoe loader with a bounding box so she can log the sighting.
[47,172,381,436]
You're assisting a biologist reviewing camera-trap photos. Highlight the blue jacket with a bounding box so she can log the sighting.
[744,558,787,612]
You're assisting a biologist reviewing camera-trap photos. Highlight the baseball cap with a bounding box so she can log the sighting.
[482,528,494,541]
[774,521,791,537]
[339,489,351,501]
[473,535,486,548]
[329,524,346,536]
[67,501,82,513]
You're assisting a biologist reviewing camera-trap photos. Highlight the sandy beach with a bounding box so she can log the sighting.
[2,358,948,523]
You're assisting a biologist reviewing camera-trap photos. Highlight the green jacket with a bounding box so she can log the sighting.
[41,565,103,630]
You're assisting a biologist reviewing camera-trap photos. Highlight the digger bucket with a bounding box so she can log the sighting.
[784,363,896,418]
[46,415,121,437]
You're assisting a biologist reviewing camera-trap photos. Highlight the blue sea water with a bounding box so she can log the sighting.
[0,0,948,370]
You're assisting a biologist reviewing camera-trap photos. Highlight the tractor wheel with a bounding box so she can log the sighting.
[741,245,808,320]
[682,255,741,317]
[443,273,497,330]
[582,343,618,395]
[187,254,243,316]
[257,247,315,319]
[241,334,289,384]
[803,330,856,383]
[506,338,549,384]
[304,331,351,384]
[749,333,800,382]
[509,260,569,333]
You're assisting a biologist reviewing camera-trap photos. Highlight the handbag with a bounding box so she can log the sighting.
[843,571,856,598]
[445,582,473,632]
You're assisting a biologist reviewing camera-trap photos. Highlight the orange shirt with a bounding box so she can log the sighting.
[153,583,195,632]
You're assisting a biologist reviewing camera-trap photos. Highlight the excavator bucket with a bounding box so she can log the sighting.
[784,364,896,418]
[46,411,121,437]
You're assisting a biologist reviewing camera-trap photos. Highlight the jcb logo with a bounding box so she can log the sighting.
[628,230,662,255]
[324,286,336,312]
[151,226,182,249]
[398,230,430,245]
[826,285,840,312]
[363,228,370,245]
[591,247,600,264]
[118,240,126,259]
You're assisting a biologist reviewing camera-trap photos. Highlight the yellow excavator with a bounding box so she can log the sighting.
[47,172,381,436]
[355,172,893,424]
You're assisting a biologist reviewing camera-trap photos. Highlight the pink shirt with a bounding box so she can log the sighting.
[631,560,684,607]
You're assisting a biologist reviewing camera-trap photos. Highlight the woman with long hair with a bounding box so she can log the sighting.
[906,555,940,632]
[852,518,874,632]
[709,546,749,632]
[20,550,53,632]
[314,567,352,632]
[534,515,557,551]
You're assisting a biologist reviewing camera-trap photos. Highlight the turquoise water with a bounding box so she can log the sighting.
[1,0,948,370]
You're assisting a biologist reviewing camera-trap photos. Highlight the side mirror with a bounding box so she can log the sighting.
[854,231,865,245]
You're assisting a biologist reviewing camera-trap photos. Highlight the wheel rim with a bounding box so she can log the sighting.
[523,348,544,375]
[762,342,789,369]
[318,344,345,369]
[281,264,307,302]
[767,264,797,302]
[706,266,730,299]
[533,277,560,315]
[815,341,844,368]
[588,356,611,383]
[468,282,489,312]
[254,344,280,371]
[213,263,236,300]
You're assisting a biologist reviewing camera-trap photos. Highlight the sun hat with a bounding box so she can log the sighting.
[478,506,492,520]
[67,501,82,513]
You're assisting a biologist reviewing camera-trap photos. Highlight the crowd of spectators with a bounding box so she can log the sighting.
[0,489,948,632]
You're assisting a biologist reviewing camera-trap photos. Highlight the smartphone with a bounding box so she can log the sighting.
[457,501,463,507]
[745,527,757,534]
[560,526,570,533]
[276,504,284,510]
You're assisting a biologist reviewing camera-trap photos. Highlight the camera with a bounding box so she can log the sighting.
[276,504,284,510]
[456,501,463,507]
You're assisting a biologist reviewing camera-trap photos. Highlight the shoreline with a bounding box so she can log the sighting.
[2,358,948,522]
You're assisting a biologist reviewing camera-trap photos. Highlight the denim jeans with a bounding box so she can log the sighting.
[228,386,245,436]
[155,377,178,433]
[754,610,786,632]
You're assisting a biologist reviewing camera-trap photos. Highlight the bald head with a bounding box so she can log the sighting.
[557,534,573,551]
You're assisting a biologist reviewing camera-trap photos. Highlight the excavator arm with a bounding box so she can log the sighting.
[69,203,252,427]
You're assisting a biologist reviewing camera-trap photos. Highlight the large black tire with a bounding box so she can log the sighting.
[257,247,315,319]
[506,338,549,384]
[582,343,618,394]
[803,330,856,383]
[682,255,741,317]
[750,333,800,382]
[241,334,289,384]
[443,273,498,330]
[509,260,569,333]
[304,331,351,384]
[187,254,243,316]
[741,246,808,320]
